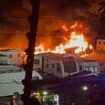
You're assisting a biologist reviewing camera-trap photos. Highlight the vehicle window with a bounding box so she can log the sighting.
[8,69,13,72]
[46,64,48,68]
[64,61,77,73]
[56,63,61,73]
[98,41,101,44]
[85,66,99,73]
[79,65,82,71]
[52,64,55,68]
[34,59,40,64]
[103,42,105,45]
[0,60,7,64]
[0,71,7,74]
[90,67,94,71]
[32,76,39,80]
[94,66,99,72]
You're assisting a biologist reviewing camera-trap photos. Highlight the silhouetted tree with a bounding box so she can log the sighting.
[21,0,40,105]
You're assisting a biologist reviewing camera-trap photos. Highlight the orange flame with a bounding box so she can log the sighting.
[66,32,89,53]
[35,22,93,56]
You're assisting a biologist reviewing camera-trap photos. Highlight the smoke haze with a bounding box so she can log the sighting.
[0,0,105,49]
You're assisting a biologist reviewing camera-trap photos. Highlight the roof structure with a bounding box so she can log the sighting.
[31,73,105,91]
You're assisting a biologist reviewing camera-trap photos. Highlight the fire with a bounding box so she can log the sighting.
[35,44,65,54]
[65,32,88,53]
[35,22,93,56]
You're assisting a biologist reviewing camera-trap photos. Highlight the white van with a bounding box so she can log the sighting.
[0,70,43,97]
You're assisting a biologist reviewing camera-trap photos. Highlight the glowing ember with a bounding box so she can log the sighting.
[35,22,93,56]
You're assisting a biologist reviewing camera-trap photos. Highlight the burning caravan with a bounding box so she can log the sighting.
[33,53,101,78]
[0,49,25,65]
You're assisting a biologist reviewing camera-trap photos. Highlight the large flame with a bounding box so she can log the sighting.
[35,22,93,56]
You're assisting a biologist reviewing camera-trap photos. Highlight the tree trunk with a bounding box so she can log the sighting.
[21,0,40,105]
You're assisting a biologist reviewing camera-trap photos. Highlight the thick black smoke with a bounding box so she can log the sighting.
[0,0,105,48]
[0,0,30,48]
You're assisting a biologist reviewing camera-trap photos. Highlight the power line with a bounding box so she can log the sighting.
[0,16,76,21]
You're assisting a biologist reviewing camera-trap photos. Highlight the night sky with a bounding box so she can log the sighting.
[0,0,105,49]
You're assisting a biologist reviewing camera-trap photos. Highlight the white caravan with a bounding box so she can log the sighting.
[0,49,25,65]
[0,70,43,97]
[0,52,23,73]
[33,53,101,78]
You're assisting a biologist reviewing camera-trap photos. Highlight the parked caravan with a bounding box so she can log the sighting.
[33,53,101,78]
[0,49,25,65]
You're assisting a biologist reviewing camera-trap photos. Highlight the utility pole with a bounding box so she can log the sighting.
[21,0,40,105]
